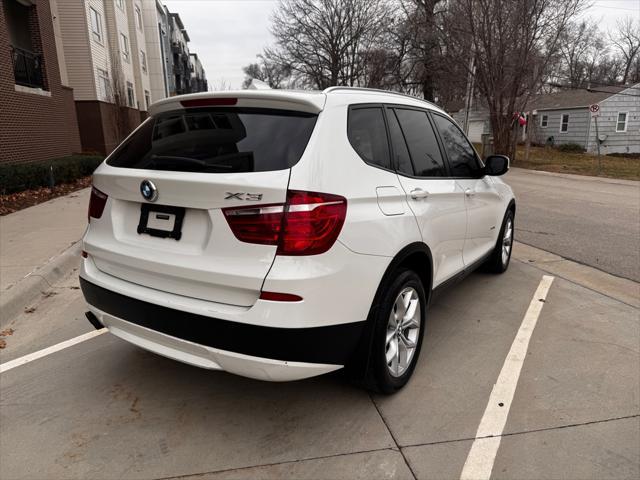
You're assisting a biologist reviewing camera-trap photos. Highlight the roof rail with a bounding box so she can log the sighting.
[322,86,440,109]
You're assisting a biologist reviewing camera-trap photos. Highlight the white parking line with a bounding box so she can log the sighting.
[460,274,555,480]
[0,328,107,374]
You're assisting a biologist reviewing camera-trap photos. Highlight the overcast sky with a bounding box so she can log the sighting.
[163,0,640,90]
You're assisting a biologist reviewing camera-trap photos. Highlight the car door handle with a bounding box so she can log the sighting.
[465,188,476,197]
[410,188,429,200]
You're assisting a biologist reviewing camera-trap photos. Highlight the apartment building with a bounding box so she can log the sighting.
[189,53,207,93]
[0,0,81,164]
[1,0,209,161]
[141,0,171,101]
[56,0,151,154]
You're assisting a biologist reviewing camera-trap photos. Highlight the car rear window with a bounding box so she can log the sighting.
[106,108,318,173]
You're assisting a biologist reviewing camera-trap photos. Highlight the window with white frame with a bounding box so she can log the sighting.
[97,69,110,101]
[135,5,143,30]
[126,81,134,107]
[140,50,147,73]
[560,113,569,132]
[120,33,129,62]
[540,114,548,127]
[89,7,102,43]
[616,112,628,132]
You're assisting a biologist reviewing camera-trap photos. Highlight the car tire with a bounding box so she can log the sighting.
[485,209,514,274]
[363,269,426,394]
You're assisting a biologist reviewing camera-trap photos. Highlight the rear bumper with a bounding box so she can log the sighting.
[81,278,366,379]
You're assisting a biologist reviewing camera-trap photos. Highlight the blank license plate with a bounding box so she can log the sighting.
[137,204,185,241]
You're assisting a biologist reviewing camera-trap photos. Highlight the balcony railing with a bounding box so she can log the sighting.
[11,46,44,89]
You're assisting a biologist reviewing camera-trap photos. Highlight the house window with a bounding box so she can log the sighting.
[560,114,569,133]
[540,114,548,128]
[135,5,143,30]
[126,81,134,107]
[144,90,151,109]
[97,68,110,101]
[89,7,102,43]
[120,33,129,62]
[116,0,124,11]
[140,50,147,73]
[616,112,628,132]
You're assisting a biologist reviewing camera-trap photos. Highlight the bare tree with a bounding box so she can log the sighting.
[267,0,391,89]
[242,53,292,89]
[108,50,133,143]
[609,17,640,84]
[401,0,447,101]
[558,20,604,87]
[452,0,585,158]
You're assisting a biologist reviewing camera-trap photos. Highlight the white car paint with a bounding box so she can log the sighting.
[80,87,515,382]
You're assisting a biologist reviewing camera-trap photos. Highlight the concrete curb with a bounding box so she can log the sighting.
[513,242,640,309]
[0,241,81,328]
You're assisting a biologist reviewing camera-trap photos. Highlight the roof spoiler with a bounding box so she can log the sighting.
[149,90,325,116]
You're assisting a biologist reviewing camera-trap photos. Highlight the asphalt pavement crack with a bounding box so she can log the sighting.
[153,446,402,480]
[400,413,640,449]
[368,392,418,480]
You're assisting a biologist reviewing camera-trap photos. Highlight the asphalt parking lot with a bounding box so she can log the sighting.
[1,243,638,480]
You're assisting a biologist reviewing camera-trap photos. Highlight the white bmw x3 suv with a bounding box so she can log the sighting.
[81,87,515,393]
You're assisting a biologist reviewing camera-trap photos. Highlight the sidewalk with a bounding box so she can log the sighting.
[0,188,89,322]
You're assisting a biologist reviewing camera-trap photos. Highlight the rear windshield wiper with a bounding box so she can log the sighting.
[148,154,234,172]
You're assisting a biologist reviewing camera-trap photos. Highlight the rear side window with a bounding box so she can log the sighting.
[431,114,482,178]
[394,109,447,177]
[106,108,317,173]
[386,109,414,176]
[347,107,391,169]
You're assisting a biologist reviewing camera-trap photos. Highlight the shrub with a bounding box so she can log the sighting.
[556,143,585,153]
[0,155,104,194]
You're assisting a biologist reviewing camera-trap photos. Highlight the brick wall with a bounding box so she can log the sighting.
[76,101,143,155]
[0,0,82,165]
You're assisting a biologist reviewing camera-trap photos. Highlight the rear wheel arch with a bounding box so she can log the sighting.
[346,242,433,381]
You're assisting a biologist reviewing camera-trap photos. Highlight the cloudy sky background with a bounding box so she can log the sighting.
[163,0,640,90]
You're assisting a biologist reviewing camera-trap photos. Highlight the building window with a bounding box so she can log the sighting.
[140,50,147,73]
[135,5,143,30]
[616,112,628,132]
[97,68,110,101]
[116,0,124,11]
[144,90,151,109]
[540,114,548,128]
[89,7,102,43]
[120,33,129,62]
[560,114,569,133]
[5,0,46,90]
[126,81,134,107]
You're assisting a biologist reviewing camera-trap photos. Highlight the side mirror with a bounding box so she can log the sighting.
[484,155,509,176]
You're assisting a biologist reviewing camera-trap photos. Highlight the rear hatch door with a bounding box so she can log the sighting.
[86,95,322,307]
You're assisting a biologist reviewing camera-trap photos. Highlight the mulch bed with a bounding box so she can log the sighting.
[0,176,91,216]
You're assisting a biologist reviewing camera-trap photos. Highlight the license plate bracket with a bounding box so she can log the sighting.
[137,204,185,241]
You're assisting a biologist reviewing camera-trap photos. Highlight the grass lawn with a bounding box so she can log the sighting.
[475,144,640,181]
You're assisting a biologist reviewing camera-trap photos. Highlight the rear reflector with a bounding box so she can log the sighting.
[88,186,108,221]
[180,97,237,108]
[223,190,347,256]
[259,291,303,302]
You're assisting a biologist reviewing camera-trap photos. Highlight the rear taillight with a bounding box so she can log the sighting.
[222,190,347,256]
[88,186,108,222]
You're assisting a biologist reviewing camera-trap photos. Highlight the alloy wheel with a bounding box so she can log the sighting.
[386,287,421,377]
[502,217,513,265]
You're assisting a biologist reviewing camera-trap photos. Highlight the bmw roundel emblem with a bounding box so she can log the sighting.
[140,179,158,202]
